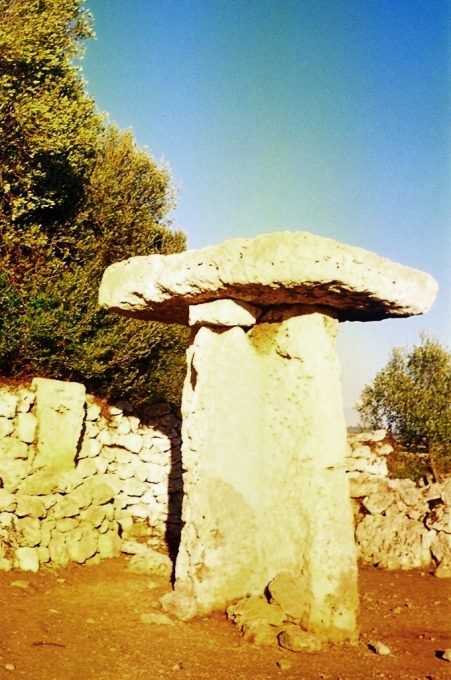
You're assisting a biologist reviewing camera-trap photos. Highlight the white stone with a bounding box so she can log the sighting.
[15,495,46,518]
[76,458,98,479]
[116,419,131,435]
[0,417,14,439]
[84,421,100,439]
[113,448,135,465]
[40,519,54,547]
[122,478,147,497]
[93,457,108,474]
[127,502,153,519]
[143,462,167,484]
[0,437,28,459]
[0,458,28,488]
[16,412,37,444]
[98,430,114,446]
[172,313,358,642]
[364,491,395,516]
[15,517,41,546]
[0,490,16,512]
[17,388,35,413]
[37,546,50,563]
[98,530,121,559]
[66,526,98,563]
[79,438,101,459]
[128,416,141,433]
[86,402,101,421]
[0,391,18,418]
[56,518,79,532]
[98,231,437,324]
[121,540,150,554]
[115,463,135,480]
[0,512,14,528]
[15,547,39,572]
[115,433,143,453]
[48,531,69,565]
[108,405,123,416]
[188,299,262,327]
[52,496,80,518]
[32,378,86,471]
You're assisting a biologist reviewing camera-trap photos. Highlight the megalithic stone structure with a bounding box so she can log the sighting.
[98,231,437,647]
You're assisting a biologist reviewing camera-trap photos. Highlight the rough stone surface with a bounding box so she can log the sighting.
[355,514,433,569]
[98,231,437,324]
[188,299,262,327]
[14,547,39,572]
[16,413,37,444]
[126,548,172,577]
[32,378,86,471]
[172,311,358,643]
[278,626,325,653]
[226,596,284,645]
[0,392,18,419]
[0,380,182,571]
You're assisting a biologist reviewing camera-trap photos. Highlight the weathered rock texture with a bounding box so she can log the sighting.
[99,231,438,648]
[347,432,451,575]
[168,311,358,643]
[0,381,182,573]
[98,231,437,324]
[32,378,85,471]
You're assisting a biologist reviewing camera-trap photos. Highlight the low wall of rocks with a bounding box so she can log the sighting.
[0,378,182,573]
[347,431,450,577]
[0,379,449,576]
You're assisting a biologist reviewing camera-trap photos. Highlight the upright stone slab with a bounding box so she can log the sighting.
[32,378,86,471]
[174,309,358,638]
[98,230,437,645]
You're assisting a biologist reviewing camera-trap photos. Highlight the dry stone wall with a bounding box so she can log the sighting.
[0,379,182,573]
[347,431,450,577]
[0,378,449,579]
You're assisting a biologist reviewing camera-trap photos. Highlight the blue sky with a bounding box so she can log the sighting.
[83,0,450,423]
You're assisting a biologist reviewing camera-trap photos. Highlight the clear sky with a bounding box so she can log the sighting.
[82,0,450,424]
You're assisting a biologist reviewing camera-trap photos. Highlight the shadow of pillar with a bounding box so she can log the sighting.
[140,403,184,582]
[165,433,184,584]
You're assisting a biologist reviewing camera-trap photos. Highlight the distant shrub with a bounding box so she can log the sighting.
[358,335,450,480]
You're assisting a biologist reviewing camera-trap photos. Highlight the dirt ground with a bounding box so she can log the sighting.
[0,556,449,680]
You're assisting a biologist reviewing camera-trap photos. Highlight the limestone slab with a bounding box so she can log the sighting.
[170,312,358,638]
[32,378,86,472]
[188,299,262,327]
[98,231,437,324]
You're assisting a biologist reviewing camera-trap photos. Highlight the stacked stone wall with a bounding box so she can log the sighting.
[0,379,449,576]
[0,379,182,572]
[347,431,450,577]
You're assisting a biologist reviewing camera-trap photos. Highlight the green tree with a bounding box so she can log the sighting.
[0,0,101,249]
[358,334,451,452]
[0,0,188,406]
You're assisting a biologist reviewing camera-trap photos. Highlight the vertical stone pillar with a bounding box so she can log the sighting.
[171,309,358,641]
[32,378,86,471]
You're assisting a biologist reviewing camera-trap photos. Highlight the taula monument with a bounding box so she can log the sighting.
[99,231,437,649]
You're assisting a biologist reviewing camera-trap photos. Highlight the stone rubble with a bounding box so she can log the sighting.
[347,431,450,575]
[0,380,182,573]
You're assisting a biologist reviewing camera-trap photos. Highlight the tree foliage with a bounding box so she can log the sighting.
[0,0,188,406]
[358,334,451,452]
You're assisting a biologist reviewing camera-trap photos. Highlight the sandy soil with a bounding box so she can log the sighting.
[0,556,449,680]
